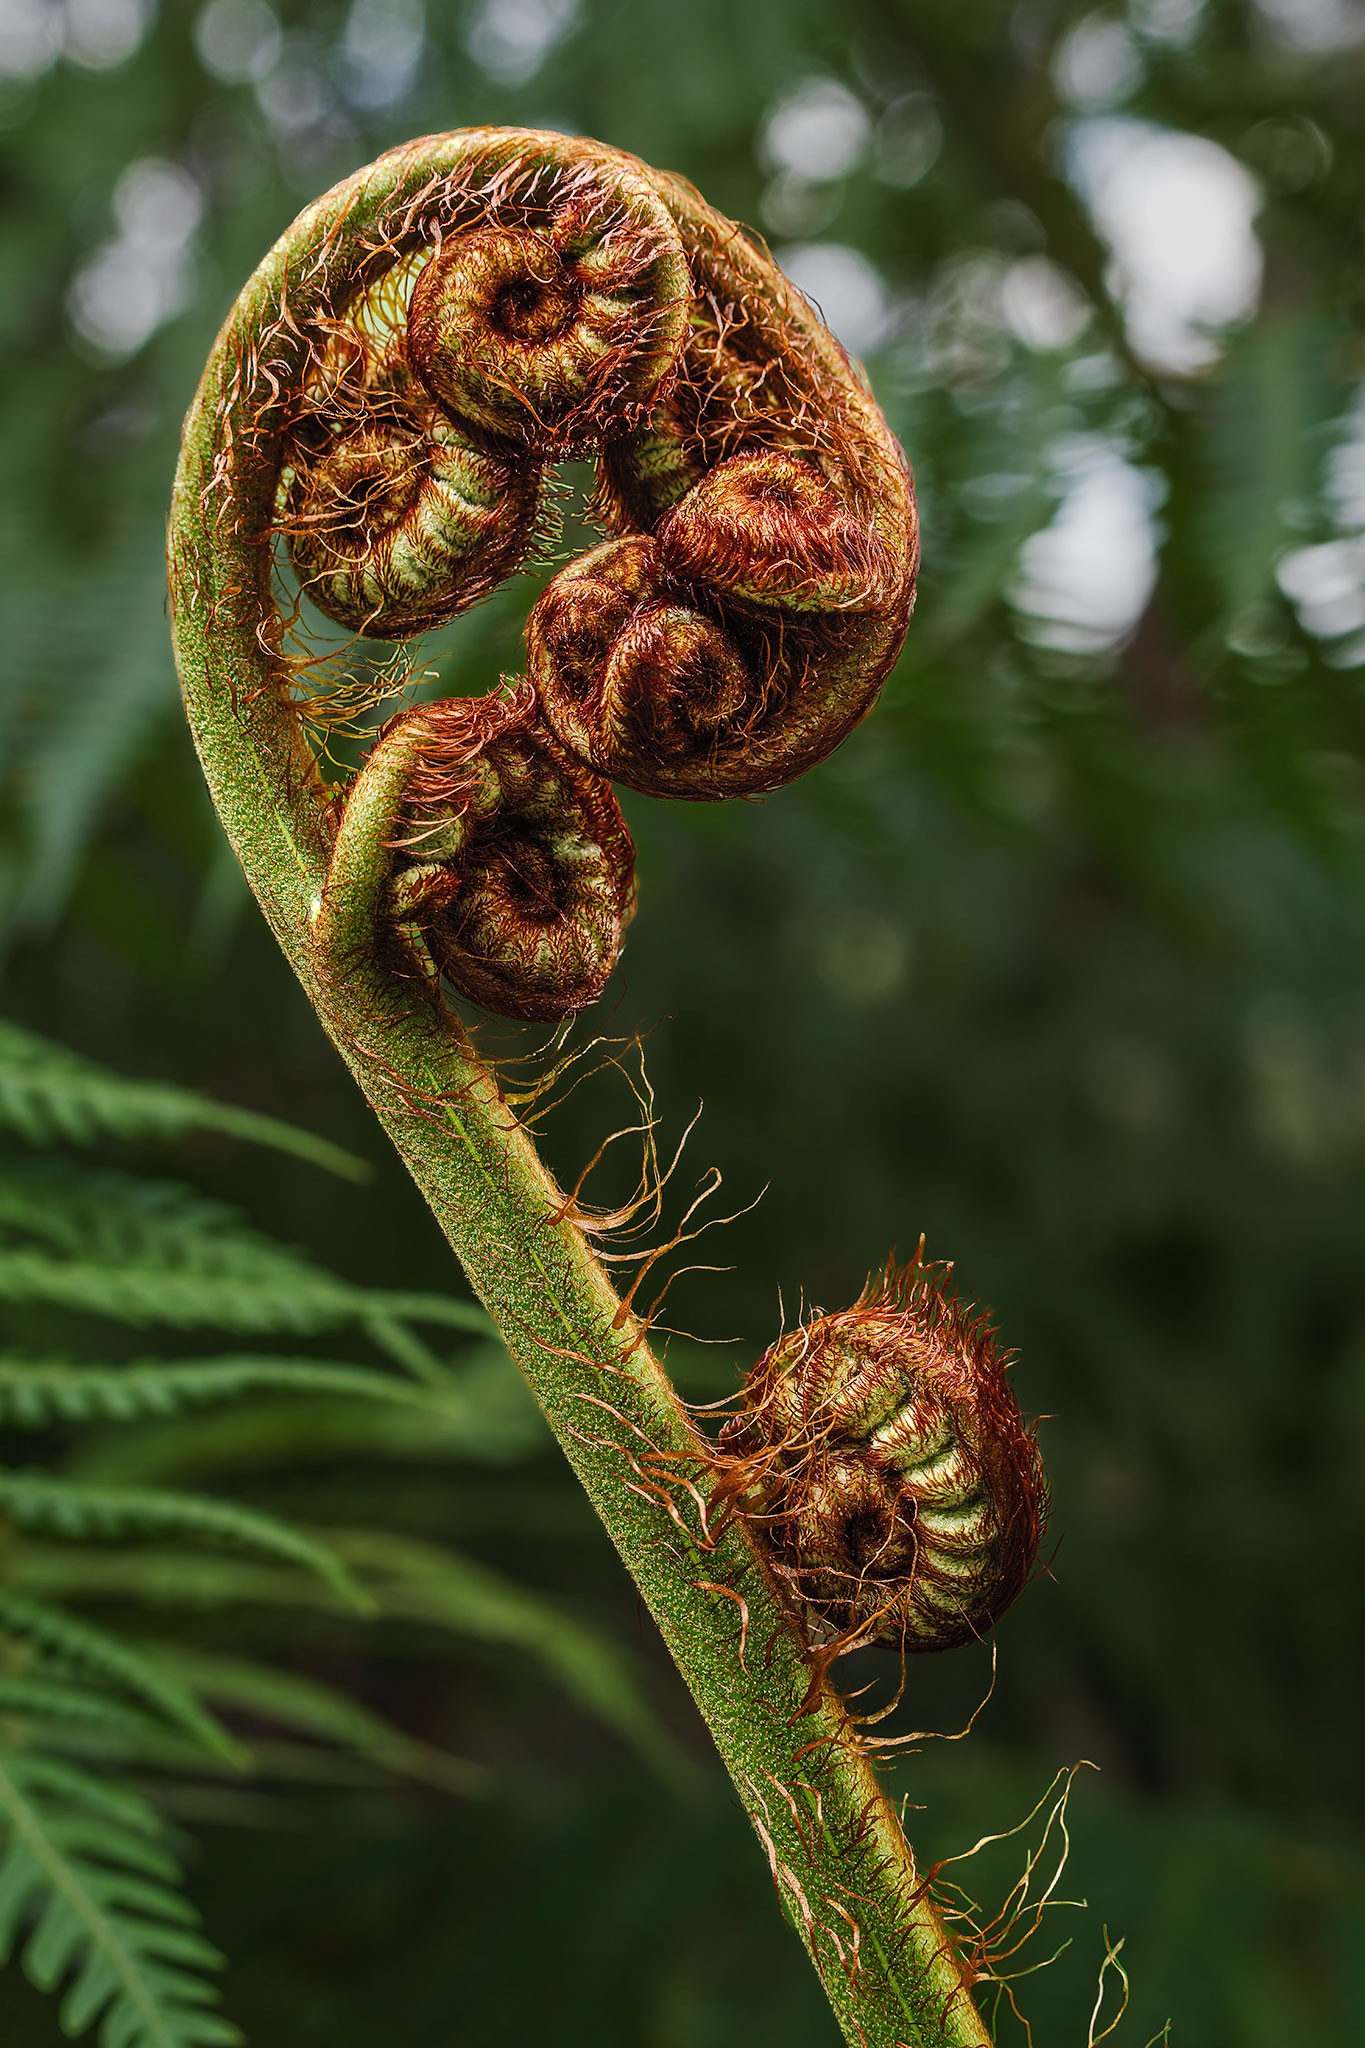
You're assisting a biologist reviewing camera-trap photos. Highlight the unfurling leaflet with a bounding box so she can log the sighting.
[530,177,917,798]
[404,179,689,452]
[719,1257,1047,1650]
[373,682,635,1022]
[526,530,905,799]
[278,326,543,639]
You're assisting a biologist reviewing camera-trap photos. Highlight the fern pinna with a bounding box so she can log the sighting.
[0,1018,669,2047]
[168,131,1051,2047]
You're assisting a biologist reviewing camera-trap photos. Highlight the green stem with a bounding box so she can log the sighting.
[167,130,990,2048]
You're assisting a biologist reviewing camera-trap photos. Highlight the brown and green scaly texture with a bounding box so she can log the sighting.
[169,127,1041,2047]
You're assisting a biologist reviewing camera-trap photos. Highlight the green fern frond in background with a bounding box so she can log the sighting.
[0,1750,241,2048]
[0,1021,367,1181]
[137,1649,489,1797]
[0,1354,431,1429]
[0,1471,367,1611]
[0,538,179,945]
[55,1344,542,1484]
[0,1018,669,2046]
[0,1590,236,1761]
[0,1166,490,1346]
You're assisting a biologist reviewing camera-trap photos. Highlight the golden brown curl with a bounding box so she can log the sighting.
[529,179,918,797]
[718,1258,1047,1651]
[278,328,543,639]
[379,682,636,1023]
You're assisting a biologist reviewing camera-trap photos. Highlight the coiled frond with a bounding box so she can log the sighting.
[376,682,636,1021]
[404,165,689,453]
[172,127,916,1020]
[277,325,544,640]
[719,1255,1047,1652]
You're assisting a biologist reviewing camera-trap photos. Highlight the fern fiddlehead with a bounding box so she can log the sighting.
[278,336,544,640]
[719,1256,1047,1652]
[355,683,637,1022]
[170,128,1033,2048]
[528,168,917,798]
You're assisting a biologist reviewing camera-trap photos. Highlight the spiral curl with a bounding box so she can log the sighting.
[376,682,636,1023]
[277,328,544,640]
[525,533,898,798]
[236,130,916,1017]
[530,180,918,798]
[405,183,690,454]
[718,1259,1047,1651]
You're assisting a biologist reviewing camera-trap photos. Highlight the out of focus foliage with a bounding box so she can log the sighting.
[1,1,1362,2042]
[0,1024,678,2046]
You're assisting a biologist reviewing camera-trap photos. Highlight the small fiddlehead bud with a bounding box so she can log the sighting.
[719,1258,1047,1651]
[526,533,897,798]
[654,449,899,612]
[405,182,689,454]
[527,176,918,797]
[373,681,636,1022]
[278,329,542,638]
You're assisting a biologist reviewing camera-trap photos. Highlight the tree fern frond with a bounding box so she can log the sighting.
[3,1546,348,1616]
[329,1530,687,1782]
[0,1353,428,1428]
[152,1647,487,1796]
[0,1745,241,2048]
[0,1677,167,1746]
[4,547,175,942]
[67,1344,539,1488]
[0,1592,238,1763]
[1193,311,1340,621]
[0,1020,367,1179]
[0,1662,481,1795]
[0,1471,370,1613]
[3,1538,681,1775]
[0,1168,490,1344]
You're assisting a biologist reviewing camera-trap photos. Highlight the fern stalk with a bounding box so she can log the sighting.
[168,134,989,2047]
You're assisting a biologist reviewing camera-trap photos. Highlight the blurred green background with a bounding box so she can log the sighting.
[2,0,1364,2041]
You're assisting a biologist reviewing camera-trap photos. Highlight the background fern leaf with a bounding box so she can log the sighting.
[0,1472,370,1612]
[329,1531,690,1783]
[0,1354,429,1429]
[0,1593,237,1763]
[0,1021,367,1181]
[61,1359,543,1489]
[0,1169,489,1345]
[0,1678,169,1747]
[0,1747,241,2048]
[147,1649,488,1796]
[3,1542,678,1775]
